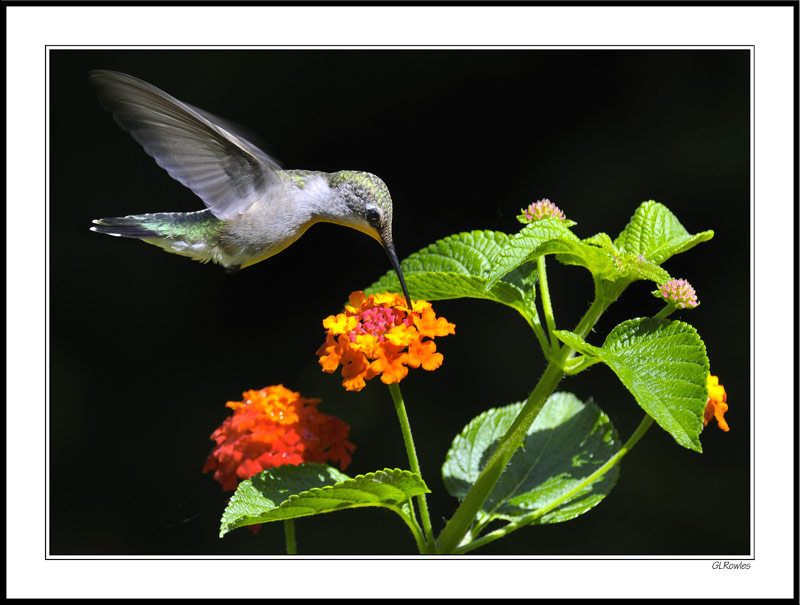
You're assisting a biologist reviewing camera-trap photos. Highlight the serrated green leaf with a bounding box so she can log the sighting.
[582,232,617,251]
[602,318,709,451]
[557,318,709,451]
[624,253,673,284]
[552,240,625,281]
[364,230,538,321]
[483,219,581,288]
[614,200,714,265]
[503,260,539,316]
[220,465,429,536]
[442,393,620,526]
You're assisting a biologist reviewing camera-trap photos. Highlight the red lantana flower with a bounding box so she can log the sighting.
[316,291,456,392]
[703,374,729,432]
[203,385,355,491]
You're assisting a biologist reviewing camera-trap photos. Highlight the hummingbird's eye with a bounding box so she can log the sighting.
[365,207,382,228]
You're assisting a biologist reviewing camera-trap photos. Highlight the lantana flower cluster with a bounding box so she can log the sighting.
[703,374,729,432]
[203,384,355,491]
[317,291,456,392]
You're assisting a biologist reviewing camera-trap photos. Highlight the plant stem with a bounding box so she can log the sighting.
[388,382,435,552]
[653,305,675,321]
[537,256,558,349]
[396,502,429,553]
[284,519,296,555]
[524,308,552,359]
[454,414,654,554]
[436,291,612,554]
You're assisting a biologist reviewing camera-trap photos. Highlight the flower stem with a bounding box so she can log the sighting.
[524,309,552,358]
[436,292,612,554]
[284,519,296,555]
[454,414,654,554]
[397,503,429,553]
[653,305,675,321]
[388,382,435,552]
[537,255,558,349]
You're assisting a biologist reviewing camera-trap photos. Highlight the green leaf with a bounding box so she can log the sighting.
[442,393,620,526]
[571,231,672,285]
[503,260,539,317]
[365,230,538,321]
[555,318,709,451]
[581,232,616,249]
[614,200,714,265]
[552,238,626,282]
[483,219,581,288]
[220,464,430,537]
[621,252,673,284]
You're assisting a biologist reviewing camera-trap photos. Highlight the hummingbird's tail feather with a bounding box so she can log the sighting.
[90,215,162,239]
[90,209,224,264]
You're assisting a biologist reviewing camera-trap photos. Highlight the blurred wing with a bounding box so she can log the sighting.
[89,70,282,221]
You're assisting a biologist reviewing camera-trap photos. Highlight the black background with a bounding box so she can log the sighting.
[49,49,750,555]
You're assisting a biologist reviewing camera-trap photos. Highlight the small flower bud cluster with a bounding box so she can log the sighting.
[657,279,699,309]
[517,198,565,224]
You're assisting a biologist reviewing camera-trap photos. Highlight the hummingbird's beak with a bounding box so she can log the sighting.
[382,240,413,309]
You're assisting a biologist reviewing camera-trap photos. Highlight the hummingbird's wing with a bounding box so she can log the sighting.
[89,70,282,221]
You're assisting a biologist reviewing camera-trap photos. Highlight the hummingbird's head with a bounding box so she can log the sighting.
[328,171,412,307]
[328,171,394,243]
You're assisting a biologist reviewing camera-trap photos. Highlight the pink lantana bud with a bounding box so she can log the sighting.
[655,278,699,309]
[517,199,565,224]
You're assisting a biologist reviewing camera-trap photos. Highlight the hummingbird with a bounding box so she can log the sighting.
[88,70,412,307]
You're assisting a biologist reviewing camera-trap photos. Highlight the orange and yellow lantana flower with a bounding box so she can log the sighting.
[316,291,456,391]
[703,374,729,432]
[203,384,355,491]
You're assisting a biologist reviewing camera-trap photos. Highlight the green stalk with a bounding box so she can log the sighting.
[284,519,296,555]
[396,503,429,553]
[523,308,552,358]
[388,382,435,552]
[653,304,675,321]
[436,290,612,554]
[537,256,558,349]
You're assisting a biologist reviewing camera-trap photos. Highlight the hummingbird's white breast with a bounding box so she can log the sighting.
[220,173,335,268]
